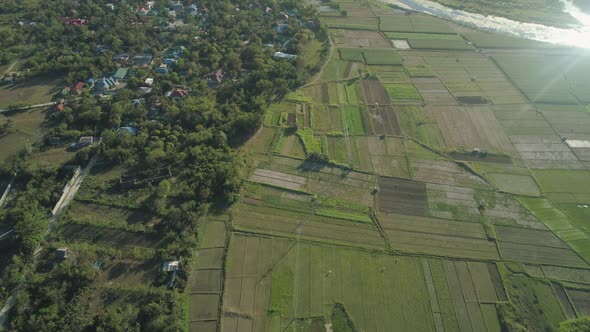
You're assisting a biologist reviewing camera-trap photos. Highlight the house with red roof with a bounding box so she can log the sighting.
[166,88,189,99]
[73,82,85,94]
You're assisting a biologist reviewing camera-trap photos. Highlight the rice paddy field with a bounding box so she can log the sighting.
[188,0,590,331]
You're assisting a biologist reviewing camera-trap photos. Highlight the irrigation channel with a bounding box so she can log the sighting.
[380,0,590,49]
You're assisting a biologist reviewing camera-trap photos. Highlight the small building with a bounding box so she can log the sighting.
[94,77,116,91]
[162,260,179,272]
[273,52,297,60]
[113,54,130,63]
[133,54,154,67]
[163,58,177,65]
[56,248,70,260]
[78,136,94,147]
[166,88,189,99]
[203,69,223,88]
[131,98,145,106]
[118,127,138,136]
[155,63,170,74]
[113,67,128,80]
[49,137,61,145]
[73,82,85,94]
[144,78,154,86]
[137,86,152,94]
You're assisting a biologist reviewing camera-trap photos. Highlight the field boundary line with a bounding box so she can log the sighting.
[371,212,393,251]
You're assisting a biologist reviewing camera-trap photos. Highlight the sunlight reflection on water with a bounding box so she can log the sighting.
[382,0,590,49]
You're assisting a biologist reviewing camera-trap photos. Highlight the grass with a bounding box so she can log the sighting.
[331,304,356,332]
[341,106,366,134]
[533,170,590,195]
[273,130,288,154]
[499,264,567,331]
[0,76,63,108]
[0,108,47,162]
[383,84,421,101]
[339,48,365,62]
[297,128,322,155]
[362,49,402,65]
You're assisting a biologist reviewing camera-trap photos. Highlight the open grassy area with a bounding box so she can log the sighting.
[0,76,62,108]
[0,108,47,162]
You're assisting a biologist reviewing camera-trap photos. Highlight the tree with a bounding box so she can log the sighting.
[558,317,590,332]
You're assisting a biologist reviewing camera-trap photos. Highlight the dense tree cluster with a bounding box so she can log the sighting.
[0,0,324,329]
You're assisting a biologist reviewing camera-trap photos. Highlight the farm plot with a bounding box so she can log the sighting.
[551,283,577,319]
[462,32,559,49]
[188,219,227,332]
[408,39,474,51]
[404,52,527,104]
[321,61,359,82]
[510,135,585,169]
[361,79,402,135]
[496,225,586,267]
[332,29,392,48]
[433,106,518,157]
[494,106,554,136]
[410,157,490,189]
[518,197,590,264]
[395,105,446,149]
[491,54,582,104]
[378,176,428,216]
[486,173,541,196]
[249,168,307,191]
[341,105,366,134]
[261,239,438,332]
[222,235,283,331]
[379,14,454,33]
[566,288,590,316]
[542,266,590,284]
[379,213,500,260]
[323,16,379,31]
[362,49,402,65]
[410,77,458,105]
[369,65,412,83]
[537,105,590,132]
[311,105,344,133]
[232,203,385,249]
[426,184,545,229]
[442,260,501,331]
[360,136,410,178]
[383,83,422,101]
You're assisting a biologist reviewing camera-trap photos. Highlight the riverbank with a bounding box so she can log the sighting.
[379,0,590,49]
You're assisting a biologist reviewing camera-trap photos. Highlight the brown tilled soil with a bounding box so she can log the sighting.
[304,104,311,128]
[362,79,402,135]
[378,176,428,216]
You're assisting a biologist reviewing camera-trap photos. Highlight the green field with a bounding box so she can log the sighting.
[383,83,422,101]
[0,108,47,162]
[362,49,402,65]
[0,76,62,108]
